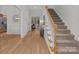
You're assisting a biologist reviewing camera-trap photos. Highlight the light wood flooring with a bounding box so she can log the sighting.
[0,30,49,54]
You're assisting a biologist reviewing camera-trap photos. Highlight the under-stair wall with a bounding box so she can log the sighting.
[48,5,79,41]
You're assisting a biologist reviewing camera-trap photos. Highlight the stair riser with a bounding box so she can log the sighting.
[56,35,74,37]
[56,36,74,40]
[55,23,64,25]
[52,17,60,20]
[49,11,56,13]
[52,17,62,21]
[57,26,67,29]
[58,51,79,54]
[57,30,70,34]
[58,52,79,54]
[52,17,61,20]
[50,13,57,15]
[57,47,79,54]
[51,15,58,18]
[56,41,76,44]
[53,20,62,22]
[56,23,64,25]
[56,43,76,46]
[49,12,57,14]
[50,12,59,17]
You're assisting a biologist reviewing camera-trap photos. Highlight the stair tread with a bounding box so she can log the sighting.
[56,38,75,42]
[58,46,79,54]
[57,29,70,34]
[55,22,64,23]
[55,22,64,25]
[54,22,63,23]
[56,34,74,36]
[56,37,74,40]
[53,20,62,22]
[57,25,67,27]
[57,41,79,47]
[57,41,77,45]
[57,29,69,31]
[57,26,67,29]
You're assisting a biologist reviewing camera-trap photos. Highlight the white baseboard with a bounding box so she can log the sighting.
[7,32,20,35]
[72,32,79,41]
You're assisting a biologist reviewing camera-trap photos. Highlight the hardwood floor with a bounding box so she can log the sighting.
[0,33,20,53]
[0,30,49,54]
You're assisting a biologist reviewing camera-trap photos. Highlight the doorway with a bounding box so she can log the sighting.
[31,16,40,31]
[0,13,7,33]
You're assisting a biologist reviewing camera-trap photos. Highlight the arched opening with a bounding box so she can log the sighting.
[0,13,7,33]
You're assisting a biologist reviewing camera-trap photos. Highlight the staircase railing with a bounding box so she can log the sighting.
[44,6,58,53]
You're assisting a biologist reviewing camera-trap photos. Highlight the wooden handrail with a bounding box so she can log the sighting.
[45,6,58,53]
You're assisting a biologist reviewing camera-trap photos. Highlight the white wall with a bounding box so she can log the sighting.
[21,10,30,38]
[0,6,2,12]
[48,5,79,41]
[0,5,21,34]
[19,6,30,38]
[29,8,43,30]
[0,5,44,38]
[16,5,43,38]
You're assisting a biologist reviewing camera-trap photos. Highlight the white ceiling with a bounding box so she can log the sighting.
[16,5,43,10]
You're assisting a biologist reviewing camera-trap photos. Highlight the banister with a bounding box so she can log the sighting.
[44,6,58,53]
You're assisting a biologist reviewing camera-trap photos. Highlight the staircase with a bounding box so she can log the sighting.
[48,9,79,54]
